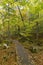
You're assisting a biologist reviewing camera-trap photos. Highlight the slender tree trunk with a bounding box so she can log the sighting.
[36,12,40,44]
[17,5,25,29]
[17,6,24,21]
[7,5,10,39]
[8,20,10,38]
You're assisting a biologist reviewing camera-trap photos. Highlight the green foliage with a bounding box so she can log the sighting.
[0,0,43,46]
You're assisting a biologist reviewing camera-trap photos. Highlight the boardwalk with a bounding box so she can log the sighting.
[14,40,34,65]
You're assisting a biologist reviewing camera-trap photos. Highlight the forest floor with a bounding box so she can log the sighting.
[0,39,43,65]
[21,41,43,65]
[0,42,17,65]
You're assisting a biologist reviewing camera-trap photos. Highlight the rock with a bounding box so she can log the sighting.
[3,43,9,49]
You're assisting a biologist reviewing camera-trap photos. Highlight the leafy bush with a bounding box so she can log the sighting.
[29,46,38,53]
[3,56,8,61]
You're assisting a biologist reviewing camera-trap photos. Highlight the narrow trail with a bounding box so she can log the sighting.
[14,40,34,65]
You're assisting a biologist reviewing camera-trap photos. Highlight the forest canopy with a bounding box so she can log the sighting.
[0,0,43,39]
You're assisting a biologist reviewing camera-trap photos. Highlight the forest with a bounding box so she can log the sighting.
[0,0,43,65]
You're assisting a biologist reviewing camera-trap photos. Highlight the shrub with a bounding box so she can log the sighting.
[29,46,37,53]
